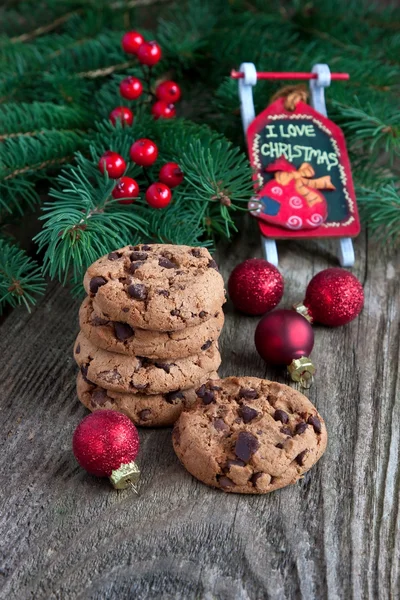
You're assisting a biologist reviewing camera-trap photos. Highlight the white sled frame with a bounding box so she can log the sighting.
[238,62,355,267]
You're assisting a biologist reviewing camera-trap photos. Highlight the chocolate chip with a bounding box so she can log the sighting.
[128,283,147,300]
[274,409,289,424]
[91,315,109,326]
[295,450,308,466]
[130,251,148,261]
[238,405,258,423]
[234,432,259,463]
[191,248,201,257]
[308,415,322,434]
[196,384,215,405]
[210,385,222,391]
[142,245,152,251]
[170,309,180,316]
[98,369,122,383]
[159,257,175,269]
[218,476,234,489]
[75,343,81,354]
[158,289,170,297]
[250,472,263,486]
[213,418,229,432]
[129,246,139,251]
[199,311,208,318]
[91,388,110,407]
[114,322,134,341]
[138,409,152,421]
[165,390,184,404]
[239,388,258,400]
[89,276,107,294]
[122,307,129,313]
[276,443,284,449]
[155,362,172,373]
[222,459,245,472]
[80,364,90,383]
[131,382,149,390]
[294,422,308,435]
[208,259,219,271]
[129,261,145,274]
[201,340,212,351]
[108,252,121,261]
[280,426,292,436]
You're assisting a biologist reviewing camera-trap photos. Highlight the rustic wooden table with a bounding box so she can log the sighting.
[1,217,399,599]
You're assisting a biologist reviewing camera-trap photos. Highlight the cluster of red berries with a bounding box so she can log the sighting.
[109,31,182,126]
[98,139,184,209]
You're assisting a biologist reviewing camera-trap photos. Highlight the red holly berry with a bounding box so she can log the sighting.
[156,81,181,103]
[120,77,143,100]
[112,177,140,204]
[137,41,162,66]
[145,183,172,209]
[98,151,126,179]
[151,101,176,120]
[109,106,134,126]
[159,162,184,188]
[121,31,145,54]
[130,139,158,167]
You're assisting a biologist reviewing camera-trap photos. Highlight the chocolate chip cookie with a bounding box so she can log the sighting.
[74,331,221,394]
[79,297,224,359]
[172,376,327,494]
[83,244,225,331]
[76,371,219,427]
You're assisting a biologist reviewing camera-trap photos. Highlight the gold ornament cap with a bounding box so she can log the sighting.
[293,302,313,323]
[287,357,316,389]
[109,461,140,491]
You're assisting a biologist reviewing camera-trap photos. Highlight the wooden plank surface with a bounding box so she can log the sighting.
[1,216,399,600]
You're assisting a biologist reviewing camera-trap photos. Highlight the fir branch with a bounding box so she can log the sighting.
[357,183,400,247]
[0,238,46,313]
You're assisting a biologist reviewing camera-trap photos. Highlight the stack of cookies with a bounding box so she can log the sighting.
[73,244,225,427]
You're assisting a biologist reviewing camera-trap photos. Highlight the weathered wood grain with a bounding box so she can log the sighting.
[0,216,399,600]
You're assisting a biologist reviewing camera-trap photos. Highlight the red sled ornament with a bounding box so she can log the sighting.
[233,64,360,266]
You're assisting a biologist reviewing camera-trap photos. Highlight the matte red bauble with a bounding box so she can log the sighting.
[151,101,176,120]
[120,77,143,100]
[255,309,315,387]
[98,151,126,179]
[145,183,172,208]
[295,267,364,326]
[228,258,284,315]
[121,31,145,54]
[109,106,134,126]
[112,177,139,204]
[155,81,181,103]
[159,162,184,188]
[129,139,158,167]
[73,410,140,489]
[137,41,162,66]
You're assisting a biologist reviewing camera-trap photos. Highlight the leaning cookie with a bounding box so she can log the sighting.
[74,331,221,394]
[79,297,224,359]
[172,376,327,494]
[76,371,220,427]
[83,244,225,331]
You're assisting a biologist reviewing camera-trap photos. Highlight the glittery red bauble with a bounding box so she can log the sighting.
[130,138,158,167]
[304,268,364,326]
[73,410,140,478]
[145,182,172,208]
[120,77,143,100]
[112,177,139,204]
[109,106,134,126]
[121,31,145,55]
[159,162,183,188]
[155,81,181,103]
[228,258,284,315]
[98,151,126,179]
[151,101,176,120]
[137,41,162,66]
[255,309,314,365]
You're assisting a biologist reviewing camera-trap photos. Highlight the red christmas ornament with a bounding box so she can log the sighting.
[295,267,364,326]
[228,258,284,315]
[145,182,172,208]
[159,162,184,188]
[112,177,140,204]
[255,309,315,387]
[73,410,140,489]
[109,106,134,126]
[120,77,143,100]
[151,101,176,120]
[130,138,158,167]
[121,31,145,54]
[98,151,126,179]
[155,81,181,103]
[137,41,162,66]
